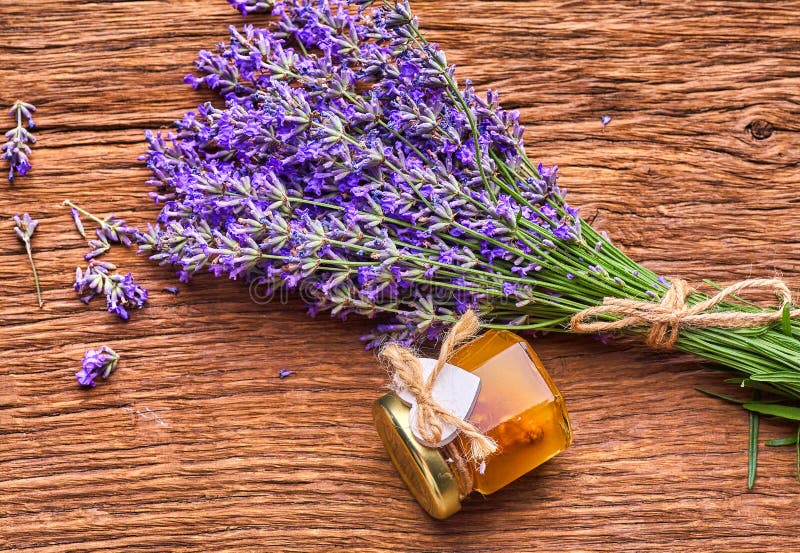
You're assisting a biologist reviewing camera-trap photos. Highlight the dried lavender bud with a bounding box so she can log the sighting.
[278,368,295,379]
[600,114,612,130]
[2,100,36,182]
[70,207,86,239]
[164,286,180,295]
[85,229,111,260]
[12,213,43,308]
[13,212,37,244]
[76,345,119,387]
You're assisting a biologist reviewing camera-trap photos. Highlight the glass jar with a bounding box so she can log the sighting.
[372,329,572,519]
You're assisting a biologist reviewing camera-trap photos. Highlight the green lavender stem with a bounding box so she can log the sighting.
[24,239,43,308]
[63,199,106,227]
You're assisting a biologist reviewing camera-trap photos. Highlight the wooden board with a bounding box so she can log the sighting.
[2,1,800,550]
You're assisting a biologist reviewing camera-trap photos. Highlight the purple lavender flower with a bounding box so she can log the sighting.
[278,368,295,378]
[70,207,86,239]
[2,100,36,182]
[85,229,111,260]
[13,213,43,307]
[75,261,148,320]
[600,114,612,130]
[12,212,38,244]
[228,0,275,15]
[76,345,119,387]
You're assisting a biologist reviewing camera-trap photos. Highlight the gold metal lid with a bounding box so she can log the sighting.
[372,392,462,519]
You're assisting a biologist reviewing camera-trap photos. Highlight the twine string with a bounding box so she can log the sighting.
[571,278,800,349]
[380,310,498,464]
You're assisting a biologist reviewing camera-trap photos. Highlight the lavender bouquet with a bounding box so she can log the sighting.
[139,0,800,473]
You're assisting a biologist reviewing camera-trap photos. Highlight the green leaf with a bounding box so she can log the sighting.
[765,436,798,447]
[748,404,759,489]
[750,372,800,384]
[695,387,745,404]
[743,402,800,421]
[782,303,793,337]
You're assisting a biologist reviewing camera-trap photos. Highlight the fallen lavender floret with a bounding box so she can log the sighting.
[75,261,148,320]
[12,213,43,308]
[76,345,119,387]
[70,207,87,239]
[2,100,36,182]
[228,0,275,15]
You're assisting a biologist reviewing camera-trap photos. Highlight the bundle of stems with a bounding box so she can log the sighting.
[139,0,800,482]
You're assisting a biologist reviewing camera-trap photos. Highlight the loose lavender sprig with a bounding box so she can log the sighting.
[13,213,43,308]
[64,200,148,318]
[2,101,36,182]
[75,261,148,320]
[63,200,137,247]
[76,345,119,387]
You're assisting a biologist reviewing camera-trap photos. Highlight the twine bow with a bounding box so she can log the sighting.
[571,278,800,349]
[380,310,498,462]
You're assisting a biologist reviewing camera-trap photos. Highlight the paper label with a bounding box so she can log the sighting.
[396,358,482,448]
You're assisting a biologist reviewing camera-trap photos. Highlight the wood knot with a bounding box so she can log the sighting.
[746,119,774,140]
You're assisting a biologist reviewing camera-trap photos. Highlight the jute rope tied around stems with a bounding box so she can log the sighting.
[379,310,498,464]
[571,278,800,350]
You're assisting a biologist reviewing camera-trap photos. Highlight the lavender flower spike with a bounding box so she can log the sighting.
[77,345,119,387]
[12,213,43,308]
[2,100,36,182]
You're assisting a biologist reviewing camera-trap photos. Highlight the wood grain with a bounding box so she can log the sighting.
[2,1,800,551]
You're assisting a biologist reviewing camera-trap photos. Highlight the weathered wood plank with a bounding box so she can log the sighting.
[2,1,800,551]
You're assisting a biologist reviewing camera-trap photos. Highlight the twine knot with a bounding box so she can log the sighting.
[571,278,800,349]
[379,310,498,463]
